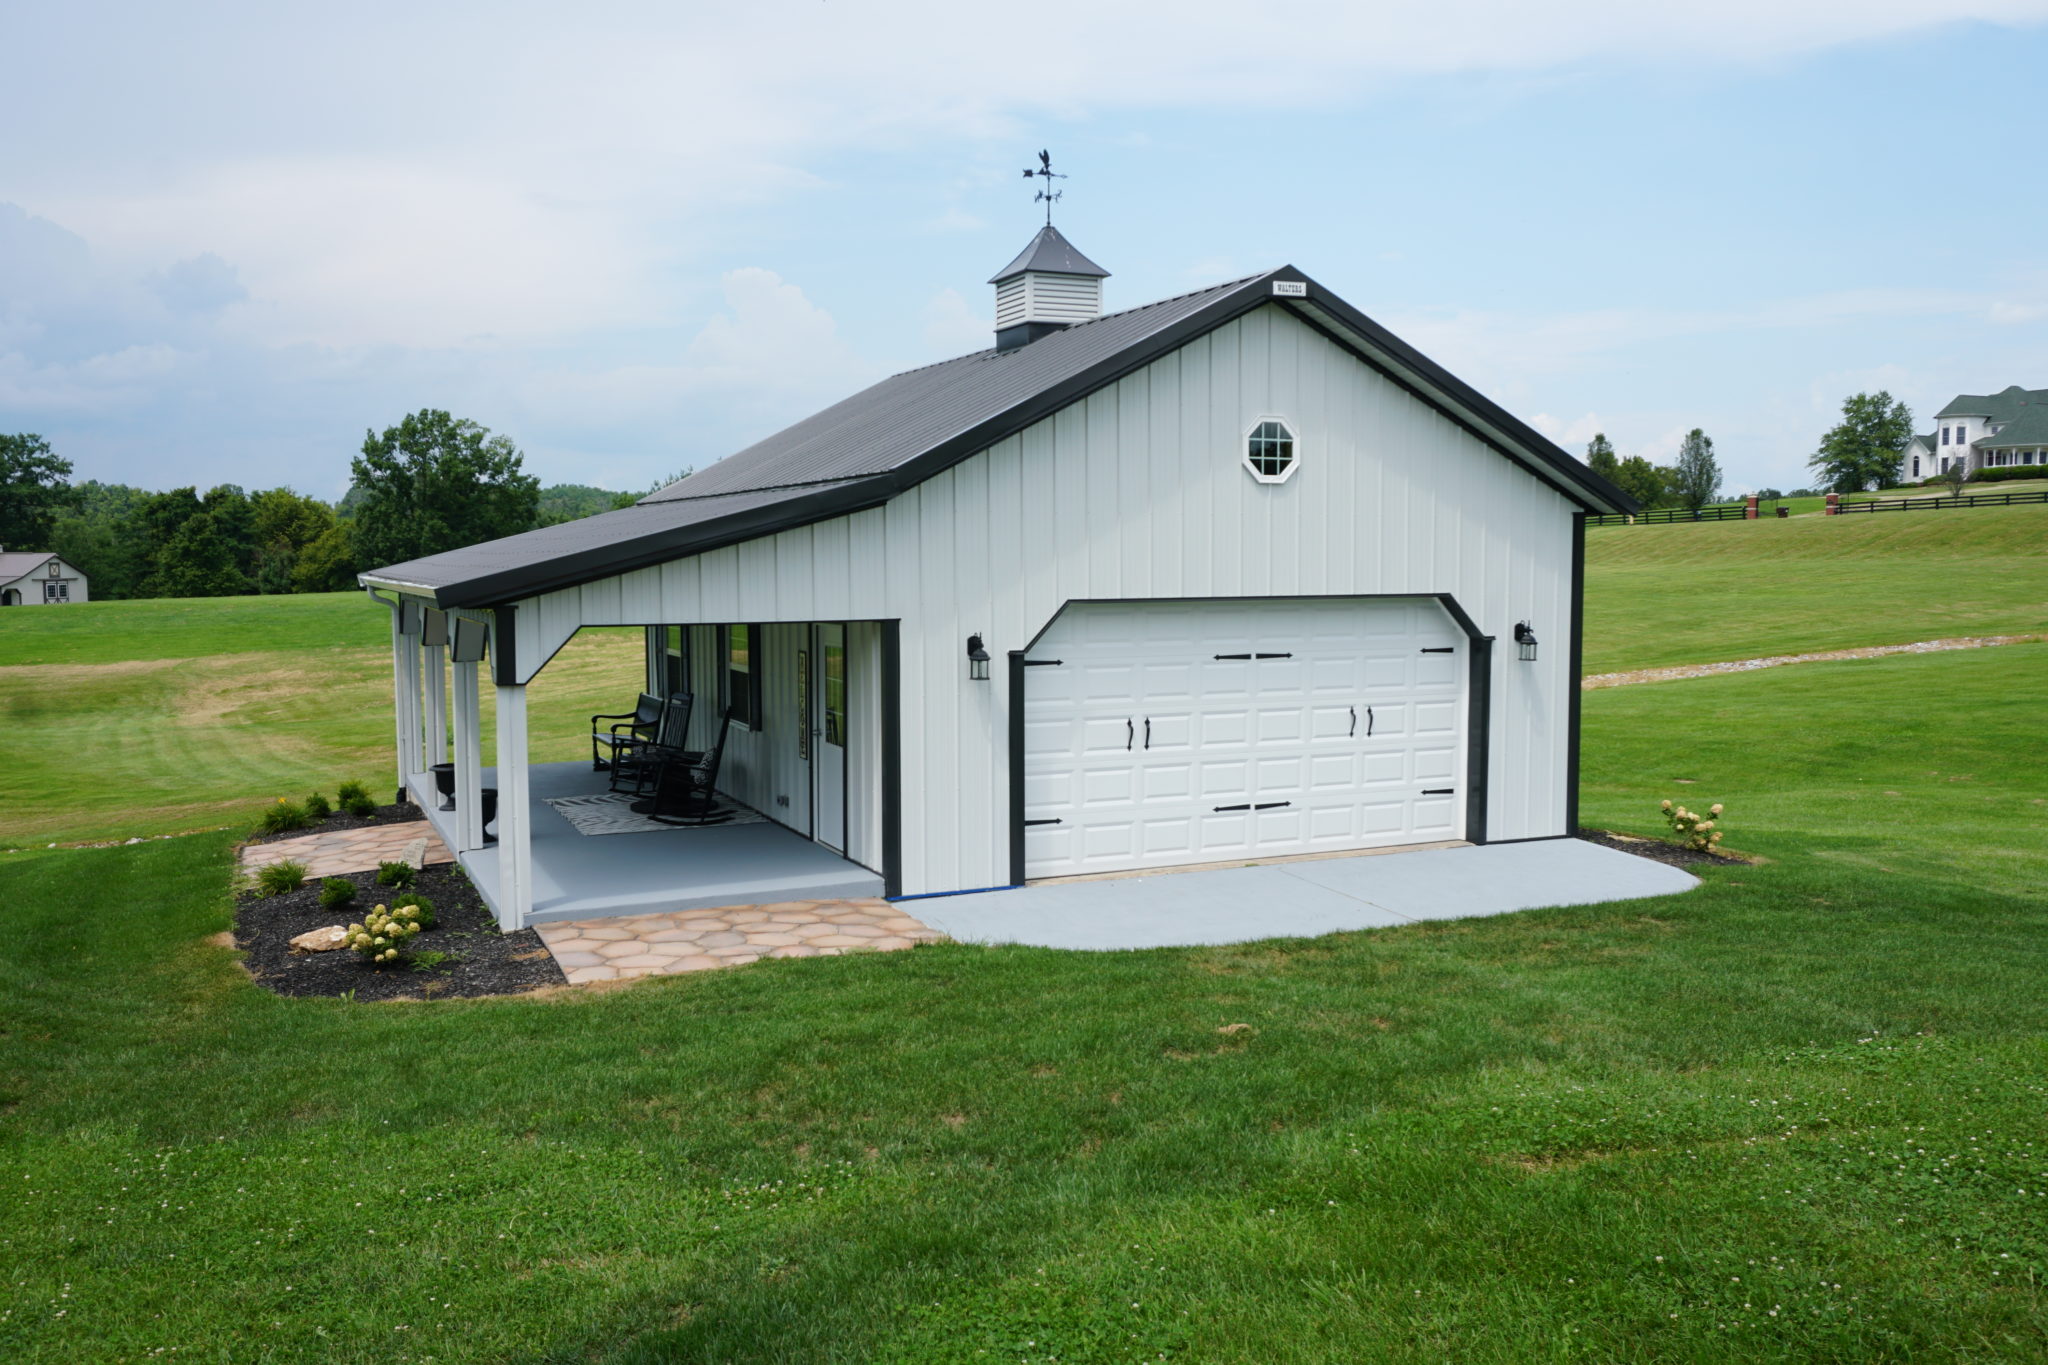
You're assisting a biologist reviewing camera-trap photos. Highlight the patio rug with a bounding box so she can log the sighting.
[543,792,769,837]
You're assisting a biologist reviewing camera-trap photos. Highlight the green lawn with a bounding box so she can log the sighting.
[1585,503,2048,673]
[2,630,2046,1359]
[0,590,386,666]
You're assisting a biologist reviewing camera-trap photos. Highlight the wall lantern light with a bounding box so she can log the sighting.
[1513,620,1539,663]
[966,632,992,682]
[450,615,488,664]
[421,608,450,648]
[398,599,422,636]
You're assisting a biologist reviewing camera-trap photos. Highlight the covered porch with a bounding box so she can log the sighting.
[367,592,898,930]
[405,760,883,925]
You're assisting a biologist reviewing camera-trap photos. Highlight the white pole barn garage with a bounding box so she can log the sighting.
[361,227,1635,930]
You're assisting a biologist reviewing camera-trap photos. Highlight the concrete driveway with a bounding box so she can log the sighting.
[910,839,1699,950]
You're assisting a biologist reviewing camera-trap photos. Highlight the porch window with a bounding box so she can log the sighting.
[725,624,763,729]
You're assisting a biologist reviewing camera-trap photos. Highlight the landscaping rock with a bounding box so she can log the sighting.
[289,925,349,953]
[399,836,430,870]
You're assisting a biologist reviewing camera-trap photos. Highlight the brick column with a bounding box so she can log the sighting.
[1744,495,1759,520]
[1824,493,1840,515]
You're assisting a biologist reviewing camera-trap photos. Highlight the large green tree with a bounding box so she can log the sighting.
[1670,429,1722,511]
[130,487,255,599]
[1584,433,1620,482]
[350,410,540,569]
[1610,454,1673,510]
[0,433,76,550]
[249,488,339,594]
[1810,391,1914,493]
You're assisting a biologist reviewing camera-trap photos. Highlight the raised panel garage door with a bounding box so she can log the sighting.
[1022,597,1465,879]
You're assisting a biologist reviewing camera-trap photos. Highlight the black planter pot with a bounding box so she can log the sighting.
[479,787,499,843]
[431,763,456,811]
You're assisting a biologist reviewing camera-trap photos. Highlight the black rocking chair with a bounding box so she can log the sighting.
[590,691,667,771]
[630,711,735,825]
[606,692,694,793]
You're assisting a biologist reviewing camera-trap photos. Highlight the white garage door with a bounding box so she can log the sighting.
[1022,597,1465,879]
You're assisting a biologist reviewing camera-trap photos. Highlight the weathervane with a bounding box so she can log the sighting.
[1022,149,1066,226]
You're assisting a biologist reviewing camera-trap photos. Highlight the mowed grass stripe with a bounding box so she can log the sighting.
[0,629,648,846]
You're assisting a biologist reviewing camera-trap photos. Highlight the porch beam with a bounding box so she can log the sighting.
[493,681,533,930]
[451,658,484,852]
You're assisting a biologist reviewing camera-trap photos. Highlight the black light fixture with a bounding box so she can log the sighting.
[1513,620,1539,663]
[966,632,991,682]
[421,608,450,648]
[450,615,488,664]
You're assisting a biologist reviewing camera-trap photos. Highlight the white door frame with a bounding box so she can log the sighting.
[810,622,849,854]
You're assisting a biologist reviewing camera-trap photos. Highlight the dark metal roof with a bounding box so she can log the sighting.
[363,266,1636,607]
[988,225,1111,283]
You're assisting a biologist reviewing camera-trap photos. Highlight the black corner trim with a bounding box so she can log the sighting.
[1464,633,1493,845]
[1566,511,1586,837]
[880,620,903,899]
[490,605,518,687]
[1007,650,1027,886]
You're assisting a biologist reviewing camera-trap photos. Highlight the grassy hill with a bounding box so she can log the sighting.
[1585,502,2048,672]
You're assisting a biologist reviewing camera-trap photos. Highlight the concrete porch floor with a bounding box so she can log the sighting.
[409,760,884,925]
[912,838,1701,950]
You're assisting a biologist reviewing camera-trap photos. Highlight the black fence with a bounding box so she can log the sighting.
[1591,488,2048,527]
[1588,504,1752,527]
[1832,489,2048,514]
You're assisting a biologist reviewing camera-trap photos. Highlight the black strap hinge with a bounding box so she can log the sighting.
[1420,647,1454,654]
[1023,818,1063,827]
[1213,652,1252,660]
[1421,788,1454,795]
[1023,658,1064,667]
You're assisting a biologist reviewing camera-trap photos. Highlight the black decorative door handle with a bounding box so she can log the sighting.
[1144,718,1151,750]
[1126,719,1134,751]
[1348,705,1356,738]
[1367,705,1374,737]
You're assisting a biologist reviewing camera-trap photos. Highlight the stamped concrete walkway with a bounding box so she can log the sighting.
[239,821,455,880]
[535,900,944,983]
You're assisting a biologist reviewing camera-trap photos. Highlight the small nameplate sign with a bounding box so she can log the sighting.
[1272,280,1308,297]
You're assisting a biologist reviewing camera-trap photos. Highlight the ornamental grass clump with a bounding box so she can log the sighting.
[376,860,416,889]
[335,780,376,818]
[304,792,333,820]
[1661,798,1726,852]
[318,877,357,911]
[256,797,311,836]
[255,860,309,898]
[346,902,426,966]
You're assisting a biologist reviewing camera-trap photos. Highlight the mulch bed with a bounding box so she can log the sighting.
[242,801,426,848]
[231,863,565,1001]
[1576,829,1748,869]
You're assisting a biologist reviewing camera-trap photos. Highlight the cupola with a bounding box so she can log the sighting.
[990,224,1109,351]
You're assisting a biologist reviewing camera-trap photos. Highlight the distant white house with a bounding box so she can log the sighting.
[0,551,88,606]
[1906,385,2048,479]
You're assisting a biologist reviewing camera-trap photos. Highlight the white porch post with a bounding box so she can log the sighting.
[451,657,484,852]
[425,642,448,772]
[493,681,532,930]
[390,608,423,805]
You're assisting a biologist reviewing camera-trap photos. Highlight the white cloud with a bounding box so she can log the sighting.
[921,288,991,357]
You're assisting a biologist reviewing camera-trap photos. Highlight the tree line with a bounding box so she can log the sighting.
[1578,391,1924,508]
[0,411,684,601]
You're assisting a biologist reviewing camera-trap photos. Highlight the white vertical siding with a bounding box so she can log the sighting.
[506,303,1580,892]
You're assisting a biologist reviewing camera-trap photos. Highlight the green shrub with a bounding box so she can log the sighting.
[409,949,454,972]
[255,861,309,898]
[376,860,417,889]
[345,903,427,966]
[1971,464,2048,484]
[335,780,377,818]
[317,877,357,910]
[389,891,436,930]
[1661,798,1725,852]
[255,797,311,836]
[304,792,333,820]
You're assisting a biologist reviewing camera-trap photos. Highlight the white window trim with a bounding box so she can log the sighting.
[1242,414,1301,485]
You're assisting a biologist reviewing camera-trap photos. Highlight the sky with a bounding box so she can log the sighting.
[4,0,2047,501]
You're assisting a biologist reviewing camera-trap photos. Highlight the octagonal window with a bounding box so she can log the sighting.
[1244,418,1297,484]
